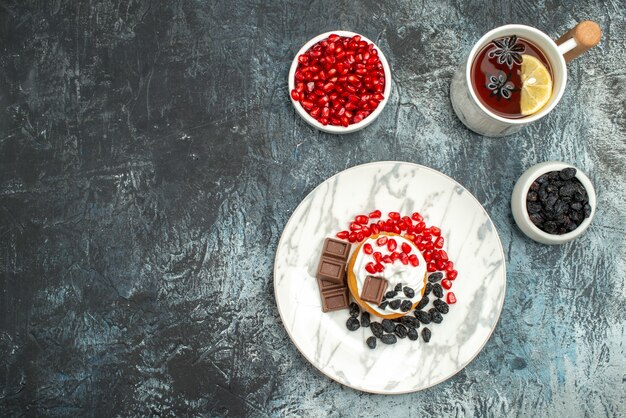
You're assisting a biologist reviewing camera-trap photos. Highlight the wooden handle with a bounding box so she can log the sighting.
[556,21,602,63]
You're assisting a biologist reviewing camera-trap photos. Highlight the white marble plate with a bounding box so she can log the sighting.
[274,161,506,394]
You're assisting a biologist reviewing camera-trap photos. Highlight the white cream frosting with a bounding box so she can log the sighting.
[353,235,426,316]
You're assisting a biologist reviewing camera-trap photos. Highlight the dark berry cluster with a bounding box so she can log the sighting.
[345,273,451,349]
[377,283,416,313]
[526,168,591,235]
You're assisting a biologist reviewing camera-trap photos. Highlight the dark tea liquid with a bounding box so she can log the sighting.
[470,35,553,119]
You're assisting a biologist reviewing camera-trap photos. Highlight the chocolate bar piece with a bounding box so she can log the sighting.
[316,257,346,284]
[320,287,350,312]
[360,275,389,305]
[317,277,344,292]
[321,237,351,262]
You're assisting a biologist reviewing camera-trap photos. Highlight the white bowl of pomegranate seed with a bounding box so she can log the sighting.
[511,161,596,245]
[288,31,392,134]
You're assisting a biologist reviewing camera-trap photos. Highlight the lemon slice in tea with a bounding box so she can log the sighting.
[520,54,553,116]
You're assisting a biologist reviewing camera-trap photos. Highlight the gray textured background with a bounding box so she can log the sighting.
[1,0,624,416]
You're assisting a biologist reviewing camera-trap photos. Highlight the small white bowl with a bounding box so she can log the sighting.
[511,161,596,245]
[288,30,392,134]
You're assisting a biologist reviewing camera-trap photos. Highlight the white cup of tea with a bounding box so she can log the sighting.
[450,22,601,137]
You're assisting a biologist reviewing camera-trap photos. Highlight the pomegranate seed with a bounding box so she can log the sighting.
[356,232,364,241]
[427,262,437,272]
[398,221,407,230]
[401,242,412,254]
[365,262,376,274]
[404,233,416,241]
[376,236,388,246]
[362,226,371,237]
[435,236,444,249]
[441,279,452,290]
[388,211,400,220]
[375,262,384,273]
[446,261,454,272]
[377,220,385,229]
[408,254,419,266]
[348,232,356,242]
[355,214,368,224]
[414,222,426,233]
[417,242,426,251]
[298,55,309,64]
[446,292,457,304]
[322,82,335,92]
[382,254,392,264]
[439,250,448,261]
[369,209,382,218]
[431,226,441,236]
[363,243,373,254]
[369,224,380,235]
[399,252,409,265]
[310,107,321,118]
[411,212,423,221]
[424,241,434,251]
[448,270,458,280]
[291,89,300,100]
[390,252,400,261]
[423,251,432,262]
[328,34,340,42]
[433,251,441,260]
[336,230,349,239]
[387,239,397,252]
[373,252,382,263]
[349,222,362,232]
[436,259,446,270]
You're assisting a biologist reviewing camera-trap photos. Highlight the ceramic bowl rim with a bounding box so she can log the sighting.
[512,161,596,244]
[288,30,392,134]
